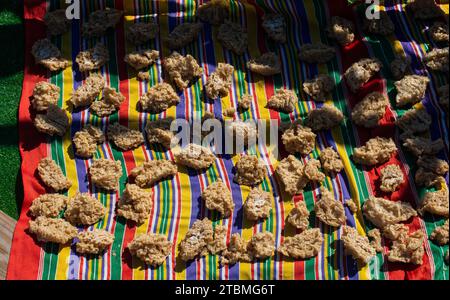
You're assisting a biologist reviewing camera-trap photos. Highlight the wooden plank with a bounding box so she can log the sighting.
[0,211,16,280]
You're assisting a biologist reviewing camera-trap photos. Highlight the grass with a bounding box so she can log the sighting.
[0,1,24,219]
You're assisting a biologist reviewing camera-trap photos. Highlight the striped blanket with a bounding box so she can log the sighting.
[7,0,449,280]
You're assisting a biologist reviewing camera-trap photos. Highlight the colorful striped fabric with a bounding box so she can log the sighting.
[7,0,449,280]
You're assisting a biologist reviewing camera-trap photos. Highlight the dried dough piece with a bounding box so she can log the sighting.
[286,201,309,231]
[407,0,444,20]
[402,135,444,157]
[145,118,175,149]
[37,158,72,192]
[175,143,215,170]
[126,22,158,45]
[267,89,298,113]
[71,73,105,108]
[76,44,109,72]
[217,21,248,55]
[82,8,123,38]
[34,104,69,136]
[238,94,252,111]
[107,123,144,151]
[320,147,343,173]
[304,158,325,182]
[395,75,429,107]
[390,56,412,80]
[207,225,228,255]
[234,155,267,186]
[305,104,344,132]
[179,218,214,261]
[417,156,449,176]
[303,74,334,102]
[344,58,382,92]
[163,52,203,90]
[342,226,376,264]
[314,187,346,227]
[368,228,383,252]
[362,196,417,228]
[44,9,71,36]
[430,22,449,42]
[415,167,446,188]
[298,43,335,64]
[89,159,122,191]
[247,52,281,76]
[379,164,404,193]
[276,155,309,196]
[72,125,104,158]
[418,189,449,217]
[345,199,358,214]
[124,49,159,71]
[128,233,172,267]
[327,16,354,46]
[225,120,258,148]
[352,137,397,166]
[130,159,177,188]
[220,233,250,265]
[29,194,68,218]
[351,92,388,128]
[205,63,234,99]
[76,229,114,255]
[31,39,70,72]
[197,0,229,25]
[396,107,431,134]
[117,184,153,225]
[247,232,275,260]
[424,47,449,73]
[165,23,203,49]
[137,71,149,81]
[278,228,323,259]
[262,14,286,43]
[244,188,272,221]
[202,180,234,217]
[139,83,180,113]
[64,193,106,226]
[90,87,125,117]
[28,216,77,244]
[430,219,449,246]
[31,81,60,112]
[222,107,236,118]
[387,227,424,265]
[363,10,395,36]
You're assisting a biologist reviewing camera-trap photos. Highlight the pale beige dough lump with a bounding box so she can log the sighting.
[402,136,444,157]
[424,47,449,73]
[220,233,250,265]
[38,157,72,192]
[238,94,252,111]
[233,155,267,186]
[247,52,281,76]
[34,104,69,136]
[126,22,159,45]
[298,43,335,64]
[201,180,234,217]
[415,167,446,189]
[286,201,310,231]
[363,10,395,36]
[72,125,104,158]
[76,43,109,72]
[267,89,298,113]
[117,184,153,225]
[430,219,449,246]
[70,73,105,108]
[262,14,286,43]
[76,229,114,255]
[275,155,309,196]
[327,16,354,46]
[320,147,344,174]
[351,92,388,128]
[430,22,449,42]
[82,8,123,38]
[205,63,234,99]
[178,218,214,261]
[314,187,346,227]
[247,232,275,260]
[417,156,449,176]
[278,228,323,259]
[139,83,180,113]
[44,9,71,36]
[390,56,411,80]
[90,87,125,117]
[352,137,397,166]
[362,196,417,228]
[305,104,344,132]
[31,38,70,71]
[418,189,449,217]
[281,122,316,155]
[124,49,159,70]
[344,58,382,92]
[31,81,60,112]
[130,159,177,188]
[174,143,215,170]
[217,21,248,55]
[64,193,106,226]
[29,194,68,218]
[165,23,203,49]
[145,118,175,149]
[368,228,384,252]
[89,159,123,191]
[345,199,358,214]
[379,164,404,193]
[28,216,77,244]
[163,52,203,90]
[303,74,334,102]
[304,158,325,183]
[197,0,229,25]
[396,107,431,134]
[342,226,376,264]
[395,75,429,107]
[244,188,272,221]
[128,233,172,267]
[207,225,228,255]
[386,225,424,265]
[107,123,144,151]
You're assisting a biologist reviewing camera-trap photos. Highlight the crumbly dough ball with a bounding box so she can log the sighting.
[351,92,388,128]
[222,107,236,118]
[244,188,272,221]
[128,233,172,267]
[34,104,69,136]
[90,87,125,117]
[424,47,449,72]
[418,189,449,217]
[107,123,144,151]
[233,155,267,186]
[139,83,180,113]
[201,180,234,217]
[76,43,109,72]
[267,89,298,113]
[344,58,382,92]
[174,143,215,170]
[430,219,449,246]
[71,73,105,108]
[417,156,449,176]
[31,81,60,112]
[407,0,444,20]
[352,137,397,166]
[314,187,346,227]
[28,216,77,244]
[126,22,159,45]
[286,201,310,231]
[303,74,334,102]
[29,194,68,218]
[387,227,424,265]
[415,167,446,189]
[396,107,431,134]
[430,22,449,42]
[64,193,106,226]
[390,55,411,80]
[89,159,123,191]
[304,158,325,182]
[362,196,417,228]
[207,224,228,255]
[320,147,344,174]
[217,20,248,55]
[130,159,177,188]
[262,14,286,43]
[31,39,70,72]
[368,228,383,252]
[394,75,429,107]
[305,104,344,132]
[345,199,358,214]
[224,120,258,149]
[82,8,123,38]
[76,229,114,255]
[247,52,281,76]
[438,84,449,111]
[117,184,153,225]
[298,43,336,64]
[44,9,71,36]
[220,233,250,265]
[327,16,354,46]
[124,49,159,70]
[165,22,203,49]
[281,122,316,155]
[363,10,395,36]
[145,118,175,149]
[238,94,252,111]
[72,125,104,158]
[163,52,203,90]
[137,71,150,82]
[276,155,309,195]
[197,0,229,25]
[342,226,376,264]
[278,228,323,259]
[379,164,404,193]
[37,158,72,192]
[179,218,214,261]
[247,232,275,260]
[402,135,444,157]
[205,63,234,99]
